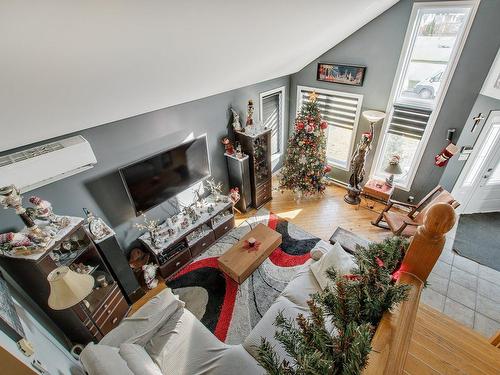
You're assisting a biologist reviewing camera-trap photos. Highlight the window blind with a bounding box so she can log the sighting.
[387,105,432,140]
[262,93,281,154]
[299,89,361,132]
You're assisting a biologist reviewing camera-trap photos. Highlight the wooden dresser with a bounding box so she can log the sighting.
[0,219,128,344]
[235,128,272,208]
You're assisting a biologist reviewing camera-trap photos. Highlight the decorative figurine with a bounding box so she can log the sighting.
[193,185,206,208]
[246,100,254,127]
[221,137,235,155]
[180,217,189,230]
[182,204,200,224]
[0,232,44,256]
[229,187,240,205]
[28,196,70,229]
[207,204,215,214]
[235,142,244,159]
[134,215,162,248]
[82,208,111,241]
[142,263,159,289]
[231,108,242,132]
[205,178,223,202]
[167,227,176,237]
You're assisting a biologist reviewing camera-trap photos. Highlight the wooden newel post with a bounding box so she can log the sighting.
[400,202,456,283]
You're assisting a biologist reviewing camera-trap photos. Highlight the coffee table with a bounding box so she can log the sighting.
[218,223,282,284]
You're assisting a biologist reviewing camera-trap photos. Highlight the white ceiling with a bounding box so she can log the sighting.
[0,0,398,152]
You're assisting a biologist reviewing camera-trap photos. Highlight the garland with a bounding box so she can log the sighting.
[257,236,410,375]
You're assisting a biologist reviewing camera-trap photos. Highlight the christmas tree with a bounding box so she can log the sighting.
[257,237,410,375]
[279,92,330,197]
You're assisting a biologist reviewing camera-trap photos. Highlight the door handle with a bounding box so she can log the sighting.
[487,168,493,172]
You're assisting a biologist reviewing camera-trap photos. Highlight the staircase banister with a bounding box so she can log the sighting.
[363,202,456,374]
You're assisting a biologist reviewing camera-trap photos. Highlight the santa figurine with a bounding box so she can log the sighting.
[221,137,235,155]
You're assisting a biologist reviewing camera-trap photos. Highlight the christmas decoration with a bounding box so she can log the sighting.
[231,108,242,131]
[134,215,162,248]
[221,137,235,155]
[435,143,459,167]
[246,100,255,127]
[279,92,328,197]
[257,236,410,375]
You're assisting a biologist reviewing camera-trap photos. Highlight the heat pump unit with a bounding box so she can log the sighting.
[0,136,97,193]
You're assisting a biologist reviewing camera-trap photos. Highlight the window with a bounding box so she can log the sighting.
[297,86,363,170]
[260,87,285,158]
[372,1,477,190]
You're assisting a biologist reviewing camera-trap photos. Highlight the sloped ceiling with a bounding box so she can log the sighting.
[0,0,398,152]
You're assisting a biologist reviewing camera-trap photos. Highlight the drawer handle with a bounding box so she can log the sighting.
[224,226,228,230]
[202,242,206,247]
[107,310,112,315]
[112,317,118,324]
[104,304,108,309]
[175,261,181,267]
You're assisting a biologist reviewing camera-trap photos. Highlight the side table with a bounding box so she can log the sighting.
[362,178,394,218]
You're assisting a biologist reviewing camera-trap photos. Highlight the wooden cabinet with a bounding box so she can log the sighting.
[235,129,272,208]
[0,220,128,344]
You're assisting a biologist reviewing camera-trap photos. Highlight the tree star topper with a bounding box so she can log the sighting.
[308,91,318,102]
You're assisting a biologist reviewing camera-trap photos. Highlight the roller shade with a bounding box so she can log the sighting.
[262,92,281,154]
[387,105,432,140]
[299,89,361,131]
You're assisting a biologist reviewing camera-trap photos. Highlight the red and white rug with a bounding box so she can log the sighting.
[167,208,332,344]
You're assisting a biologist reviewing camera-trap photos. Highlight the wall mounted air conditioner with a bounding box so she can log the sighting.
[0,135,97,193]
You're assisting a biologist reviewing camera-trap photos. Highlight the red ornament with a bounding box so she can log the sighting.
[343,274,361,281]
[375,257,385,268]
[320,121,328,130]
[295,122,305,131]
[324,165,332,173]
[305,124,315,133]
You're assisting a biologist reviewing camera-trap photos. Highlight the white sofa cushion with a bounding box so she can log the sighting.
[101,288,184,347]
[280,266,321,308]
[310,242,356,290]
[80,343,133,375]
[146,308,262,375]
[119,343,163,375]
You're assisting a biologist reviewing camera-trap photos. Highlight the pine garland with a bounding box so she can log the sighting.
[257,237,410,375]
[279,92,330,197]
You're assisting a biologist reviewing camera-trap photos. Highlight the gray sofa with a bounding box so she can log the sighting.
[80,243,343,375]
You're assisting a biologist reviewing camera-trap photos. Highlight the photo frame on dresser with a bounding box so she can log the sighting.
[0,272,25,341]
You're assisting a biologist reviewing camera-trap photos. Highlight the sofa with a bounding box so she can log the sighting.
[80,242,354,375]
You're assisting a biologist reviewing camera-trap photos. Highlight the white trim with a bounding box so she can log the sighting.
[259,86,286,159]
[370,0,480,191]
[296,85,364,172]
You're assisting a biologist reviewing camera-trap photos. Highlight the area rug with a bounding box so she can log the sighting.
[452,212,500,272]
[167,208,332,344]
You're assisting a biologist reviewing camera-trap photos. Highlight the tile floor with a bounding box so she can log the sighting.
[420,221,500,338]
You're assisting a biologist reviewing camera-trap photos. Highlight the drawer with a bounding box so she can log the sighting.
[94,290,125,326]
[99,296,128,336]
[91,284,121,321]
[159,247,191,279]
[189,230,216,258]
[256,181,271,195]
[213,216,235,239]
[255,185,272,207]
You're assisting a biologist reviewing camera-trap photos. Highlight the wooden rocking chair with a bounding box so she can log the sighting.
[372,185,460,237]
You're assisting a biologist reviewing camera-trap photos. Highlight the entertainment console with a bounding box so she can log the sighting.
[138,195,235,279]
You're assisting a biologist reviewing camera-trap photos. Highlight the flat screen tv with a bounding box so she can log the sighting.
[120,135,210,215]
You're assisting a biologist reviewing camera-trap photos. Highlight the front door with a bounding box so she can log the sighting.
[457,111,500,214]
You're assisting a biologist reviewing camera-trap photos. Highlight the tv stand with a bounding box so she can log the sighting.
[138,195,234,279]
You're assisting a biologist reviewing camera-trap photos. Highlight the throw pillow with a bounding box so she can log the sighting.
[120,343,163,375]
[310,242,356,290]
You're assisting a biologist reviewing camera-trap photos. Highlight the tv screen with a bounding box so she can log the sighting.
[120,135,210,215]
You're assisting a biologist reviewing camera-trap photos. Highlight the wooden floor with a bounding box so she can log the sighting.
[236,181,500,374]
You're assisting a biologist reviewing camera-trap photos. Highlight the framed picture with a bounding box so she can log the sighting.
[0,272,25,341]
[317,63,366,86]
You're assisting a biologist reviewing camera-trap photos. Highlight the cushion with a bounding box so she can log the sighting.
[101,288,184,347]
[119,343,162,375]
[280,267,321,308]
[310,243,332,261]
[80,343,133,375]
[310,242,356,289]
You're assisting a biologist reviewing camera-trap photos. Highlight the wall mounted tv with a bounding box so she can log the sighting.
[119,135,210,215]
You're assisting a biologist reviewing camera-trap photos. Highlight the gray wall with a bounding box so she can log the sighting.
[289,0,500,200]
[440,94,500,190]
[0,76,290,252]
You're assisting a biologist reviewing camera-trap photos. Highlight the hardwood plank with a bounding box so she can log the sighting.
[405,353,440,375]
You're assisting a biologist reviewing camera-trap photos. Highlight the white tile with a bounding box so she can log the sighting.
[427,272,449,295]
[476,294,500,322]
[450,267,478,291]
[420,288,446,312]
[444,298,474,328]
[447,281,477,309]
[474,313,500,338]
[478,265,500,285]
[431,260,452,278]
[453,255,479,275]
[438,250,454,265]
[478,278,500,304]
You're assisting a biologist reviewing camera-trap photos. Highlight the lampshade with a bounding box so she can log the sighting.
[384,162,403,175]
[362,110,386,123]
[47,266,94,310]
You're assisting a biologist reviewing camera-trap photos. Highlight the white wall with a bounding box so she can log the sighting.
[0,0,398,152]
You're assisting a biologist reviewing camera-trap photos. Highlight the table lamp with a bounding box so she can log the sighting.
[384,155,403,187]
[47,266,99,332]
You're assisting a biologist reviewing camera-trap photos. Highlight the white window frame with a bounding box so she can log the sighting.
[259,86,286,162]
[296,85,363,171]
[370,0,479,191]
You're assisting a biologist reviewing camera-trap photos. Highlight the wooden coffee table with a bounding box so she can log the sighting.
[218,223,282,284]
